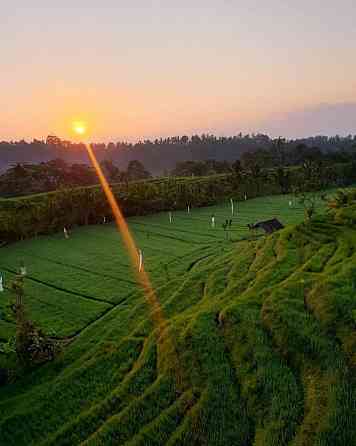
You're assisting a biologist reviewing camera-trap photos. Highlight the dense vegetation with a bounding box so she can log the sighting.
[0,189,355,445]
[1,160,356,243]
[1,133,356,175]
[0,159,151,198]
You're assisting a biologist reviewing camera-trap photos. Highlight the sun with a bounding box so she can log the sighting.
[72,121,87,136]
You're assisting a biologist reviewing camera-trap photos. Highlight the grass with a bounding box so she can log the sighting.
[0,192,320,340]
[0,189,355,445]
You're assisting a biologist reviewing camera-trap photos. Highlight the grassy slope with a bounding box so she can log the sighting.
[0,191,355,445]
[0,193,310,340]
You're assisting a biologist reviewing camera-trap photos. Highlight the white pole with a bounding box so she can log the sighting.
[187,204,190,213]
[230,198,234,216]
[20,266,27,276]
[169,211,172,223]
[211,216,215,228]
[138,249,143,272]
[0,275,3,292]
[244,193,247,201]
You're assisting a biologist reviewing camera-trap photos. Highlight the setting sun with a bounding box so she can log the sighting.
[72,121,87,136]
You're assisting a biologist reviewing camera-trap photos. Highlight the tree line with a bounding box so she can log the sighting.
[2,135,356,198]
[1,161,355,243]
[1,133,356,175]
[0,159,151,198]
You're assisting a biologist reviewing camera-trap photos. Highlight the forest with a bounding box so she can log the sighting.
[1,133,356,175]
[1,134,356,198]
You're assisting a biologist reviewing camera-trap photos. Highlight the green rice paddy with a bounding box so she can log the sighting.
[0,190,355,445]
[0,193,316,341]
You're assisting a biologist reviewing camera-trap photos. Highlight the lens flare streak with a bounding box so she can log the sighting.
[84,143,183,387]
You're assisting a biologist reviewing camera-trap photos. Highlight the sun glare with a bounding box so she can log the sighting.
[72,121,87,136]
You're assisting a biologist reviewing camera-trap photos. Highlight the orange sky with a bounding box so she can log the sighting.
[1,1,356,141]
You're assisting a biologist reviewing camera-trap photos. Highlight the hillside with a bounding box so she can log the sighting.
[0,193,355,445]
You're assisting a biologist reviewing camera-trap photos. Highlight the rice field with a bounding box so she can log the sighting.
[0,189,355,446]
[0,193,319,341]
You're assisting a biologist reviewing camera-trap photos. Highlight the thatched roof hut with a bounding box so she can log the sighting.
[248,218,284,234]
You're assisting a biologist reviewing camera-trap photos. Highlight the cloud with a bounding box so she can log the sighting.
[258,102,356,138]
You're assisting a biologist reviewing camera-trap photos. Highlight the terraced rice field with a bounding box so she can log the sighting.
[0,189,355,446]
[0,193,319,342]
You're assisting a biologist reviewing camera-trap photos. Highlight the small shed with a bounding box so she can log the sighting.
[248,218,284,234]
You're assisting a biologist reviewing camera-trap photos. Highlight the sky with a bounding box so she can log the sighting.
[1,0,356,142]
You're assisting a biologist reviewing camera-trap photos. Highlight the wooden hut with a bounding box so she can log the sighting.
[247,218,284,234]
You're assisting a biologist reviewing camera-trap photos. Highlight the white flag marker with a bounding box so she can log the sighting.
[64,227,69,239]
[230,198,234,216]
[169,211,172,223]
[0,275,3,292]
[211,215,215,228]
[187,204,190,214]
[20,266,27,276]
[244,193,247,201]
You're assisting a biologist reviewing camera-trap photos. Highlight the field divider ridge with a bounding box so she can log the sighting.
[0,265,115,306]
